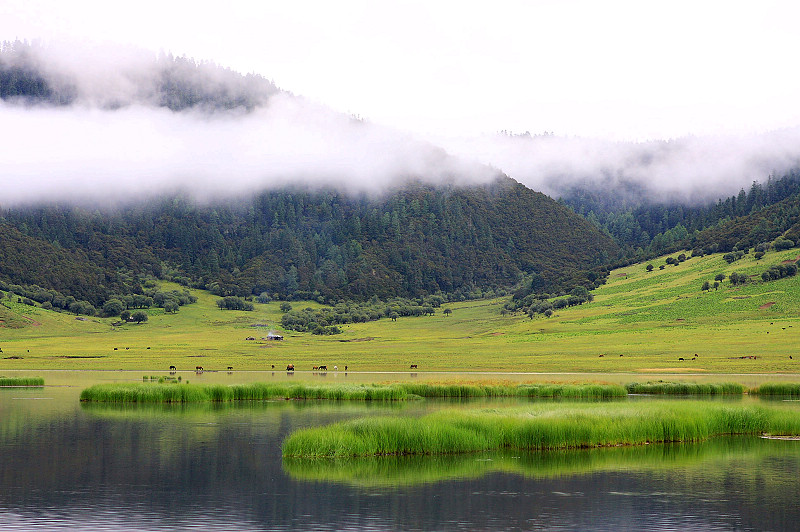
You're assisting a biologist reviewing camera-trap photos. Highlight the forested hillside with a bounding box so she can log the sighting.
[690,191,800,253]
[0,178,618,308]
[562,170,800,257]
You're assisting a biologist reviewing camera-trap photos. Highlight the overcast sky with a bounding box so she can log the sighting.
[4,0,800,141]
[3,1,800,204]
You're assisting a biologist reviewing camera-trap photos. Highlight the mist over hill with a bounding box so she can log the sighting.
[4,40,800,314]
[0,40,498,204]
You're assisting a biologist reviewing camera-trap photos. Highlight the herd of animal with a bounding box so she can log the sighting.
[165,363,420,372]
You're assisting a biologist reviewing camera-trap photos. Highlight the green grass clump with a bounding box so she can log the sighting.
[282,401,800,458]
[0,376,44,386]
[751,383,800,395]
[80,383,210,403]
[625,381,745,395]
[396,383,626,398]
[79,382,413,403]
[515,384,627,398]
[80,381,629,403]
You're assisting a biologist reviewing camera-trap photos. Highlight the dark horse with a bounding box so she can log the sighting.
[286,364,295,371]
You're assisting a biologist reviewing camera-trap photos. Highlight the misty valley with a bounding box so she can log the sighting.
[3,38,800,532]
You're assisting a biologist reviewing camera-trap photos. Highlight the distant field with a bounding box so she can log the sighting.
[1,248,799,375]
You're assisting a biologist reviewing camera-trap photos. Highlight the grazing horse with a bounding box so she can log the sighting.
[678,358,684,361]
[313,366,319,370]
[334,365,338,371]
[169,365,177,371]
[344,365,348,371]
[410,364,418,369]
[227,366,233,371]
[196,366,204,372]
[318,365,327,371]
[286,364,294,371]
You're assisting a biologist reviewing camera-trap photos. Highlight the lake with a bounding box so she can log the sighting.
[2,371,800,530]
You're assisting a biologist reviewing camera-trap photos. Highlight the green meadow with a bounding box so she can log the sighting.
[1,247,799,374]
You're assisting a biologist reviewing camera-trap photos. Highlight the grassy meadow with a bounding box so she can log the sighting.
[1,247,799,375]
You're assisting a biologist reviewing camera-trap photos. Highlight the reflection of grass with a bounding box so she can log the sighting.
[625,381,745,394]
[284,436,790,488]
[0,376,44,386]
[282,401,800,457]
[79,397,409,421]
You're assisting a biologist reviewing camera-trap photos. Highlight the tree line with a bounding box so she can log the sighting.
[1,178,617,310]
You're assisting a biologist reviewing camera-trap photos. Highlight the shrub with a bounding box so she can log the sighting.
[773,237,795,251]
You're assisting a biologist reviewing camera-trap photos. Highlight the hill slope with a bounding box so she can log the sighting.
[1,177,618,305]
[0,246,798,375]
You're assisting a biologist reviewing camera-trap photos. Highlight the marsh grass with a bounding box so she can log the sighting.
[80,381,627,403]
[283,436,781,487]
[80,382,414,403]
[281,401,800,457]
[751,383,800,396]
[397,382,626,398]
[626,381,746,395]
[0,376,44,386]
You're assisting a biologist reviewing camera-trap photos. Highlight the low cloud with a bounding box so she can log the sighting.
[435,129,800,204]
[3,41,800,209]
[0,95,497,206]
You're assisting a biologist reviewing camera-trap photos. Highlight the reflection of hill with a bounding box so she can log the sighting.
[284,436,798,488]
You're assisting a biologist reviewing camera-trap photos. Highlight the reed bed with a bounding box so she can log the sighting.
[0,376,44,386]
[396,383,626,398]
[80,382,627,403]
[79,382,413,403]
[283,436,777,487]
[625,381,745,395]
[281,401,800,457]
[751,383,800,396]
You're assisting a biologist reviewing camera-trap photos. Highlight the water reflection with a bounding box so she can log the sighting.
[2,386,800,530]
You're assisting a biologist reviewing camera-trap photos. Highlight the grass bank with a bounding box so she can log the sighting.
[396,382,626,398]
[281,401,800,457]
[751,383,800,395]
[79,382,628,402]
[0,376,44,386]
[283,436,789,488]
[625,381,745,395]
[80,382,414,402]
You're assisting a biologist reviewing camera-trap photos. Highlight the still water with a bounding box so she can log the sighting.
[2,372,800,531]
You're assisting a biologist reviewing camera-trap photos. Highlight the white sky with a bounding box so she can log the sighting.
[4,0,800,141]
